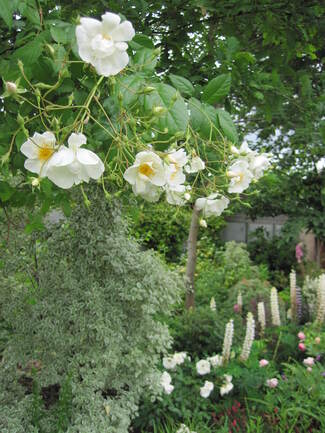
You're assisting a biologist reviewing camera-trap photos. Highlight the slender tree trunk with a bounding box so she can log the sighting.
[316,238,321,268]
[185,206,200,309]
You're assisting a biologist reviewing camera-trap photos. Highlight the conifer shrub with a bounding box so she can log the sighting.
[0,192,181,433]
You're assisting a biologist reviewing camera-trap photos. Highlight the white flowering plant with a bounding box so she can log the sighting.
[0,6,270,230]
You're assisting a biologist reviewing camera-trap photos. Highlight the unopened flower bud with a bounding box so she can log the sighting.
[153,106,166,115]
[199,219,207,228]
[298,342,306,352]
[83,116,89,125]
[315,337,321,344]
[6,81,17,94]
[143,86,156,94]
[31,177,40,187]
[298,332,306,340]
[184,192,191,201]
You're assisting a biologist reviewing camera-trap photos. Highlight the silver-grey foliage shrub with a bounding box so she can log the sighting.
[0,194,181,433]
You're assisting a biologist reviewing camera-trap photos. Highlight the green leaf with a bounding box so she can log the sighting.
[50,22,75,44]
[133,48,158,73]
[0,0,13,29]
[115,74,146,107]
[188,98,219,140]
[202,74,231,105]
[143,83,189,141]
[168,74,194,97]
[131,34,155,49]
[14,36,45,65]
[216,109,238,143]
[0,181,15,202]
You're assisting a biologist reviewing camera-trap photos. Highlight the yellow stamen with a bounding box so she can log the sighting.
[38,147,54,162]
[139,163,154,177]
[102,33,112,41]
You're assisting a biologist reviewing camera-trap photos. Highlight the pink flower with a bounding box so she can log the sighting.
[266,378,278,388]
[259,359,269,367]
[233,304,240,313]
[303,357,315,367]
[298,342,306,352]
[296,243,303,263]
[298,332,306,340]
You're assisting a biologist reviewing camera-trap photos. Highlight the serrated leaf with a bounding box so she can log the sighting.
[202,74,231,105]
[168,74,194,97]
[216,109,238,143]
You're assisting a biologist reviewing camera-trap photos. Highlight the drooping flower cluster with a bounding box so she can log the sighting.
[270,287,281,326]
[76,12,135,76]
[240,312,255,361]
[123,149,204,204]
[222,319,234,364]
[21,132,104,188]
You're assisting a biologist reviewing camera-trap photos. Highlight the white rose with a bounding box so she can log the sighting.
[227,160,253,193]
[165,184,186,205]
[20,132,57,177]
[160,371,174,394]
[76,12,135,76]
[200,380,214,398]
[124,151,166,201]
[185,156,205,173]
[196,359,210,375]
[46,133,104,189]
[195,193,229,217]
[163,356,176,370]
[220,382,234,396]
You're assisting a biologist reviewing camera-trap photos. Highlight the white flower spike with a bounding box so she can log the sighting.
[76,12,135,76]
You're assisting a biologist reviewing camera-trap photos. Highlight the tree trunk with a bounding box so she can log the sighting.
[185,206,200,309]
[316,238,321,268]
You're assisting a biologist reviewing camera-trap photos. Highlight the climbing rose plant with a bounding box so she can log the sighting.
[0,6,270,229]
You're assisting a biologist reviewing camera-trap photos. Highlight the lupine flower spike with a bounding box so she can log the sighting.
[222,319,234,364]
[270,287,281,326]
[240,312,255,361]
[257,302,266,336]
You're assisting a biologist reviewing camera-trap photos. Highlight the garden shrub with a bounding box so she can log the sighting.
[0,191,181,433]
[195,242,266,307]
